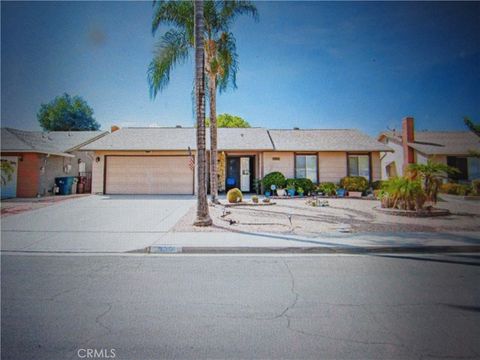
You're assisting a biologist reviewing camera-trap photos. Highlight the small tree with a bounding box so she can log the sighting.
[206,114,251,128]
[464,116,480,137]
[464,116,480,157]
[408,160,459,203]
[37,93,100,131]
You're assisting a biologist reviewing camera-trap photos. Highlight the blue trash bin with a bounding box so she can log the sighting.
[55,177,75,195]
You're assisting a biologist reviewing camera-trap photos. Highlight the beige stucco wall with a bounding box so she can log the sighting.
[91,150,193,194]
[380,139,404,179]
[318,152,347,183]
[263,152,294,178]
[371,151,381,182]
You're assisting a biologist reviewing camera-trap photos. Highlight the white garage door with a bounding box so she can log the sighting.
[105,156,193,195]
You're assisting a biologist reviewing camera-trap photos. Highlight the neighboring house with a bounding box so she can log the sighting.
[1,128,108,198]
[378,117,480,181]
[81,126,391,195]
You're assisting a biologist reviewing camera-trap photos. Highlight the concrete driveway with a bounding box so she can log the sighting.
[1,195,195,253]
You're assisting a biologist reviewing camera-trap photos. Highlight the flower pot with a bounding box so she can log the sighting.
[348,191,362,198]
[265,191,271,197]
[287,189,296,197]
[276,189,286,197]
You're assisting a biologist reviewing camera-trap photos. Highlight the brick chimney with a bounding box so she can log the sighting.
[402,116,415,170]
[111,125,120,133]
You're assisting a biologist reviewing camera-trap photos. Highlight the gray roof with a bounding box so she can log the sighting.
[380,130,480,155]
[81,127,275,151]
[268,129,392,152]
[1,128,107,156]
[82,127,391,152]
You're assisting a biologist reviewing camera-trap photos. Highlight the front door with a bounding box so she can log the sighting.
[226,156,254,192]
[226,157,240,191]
[240,157,250,192]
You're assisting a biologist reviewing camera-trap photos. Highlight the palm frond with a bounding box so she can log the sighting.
[148,29,190,98]
[217,0,258,31]
[464,116,480,137]
[216,32,238,92]
[152,1,194,43]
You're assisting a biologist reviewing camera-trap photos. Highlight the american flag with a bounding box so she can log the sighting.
[188,147,195,171]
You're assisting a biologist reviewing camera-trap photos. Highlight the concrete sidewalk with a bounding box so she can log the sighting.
[146,231,480,254]
[2,228,479,255]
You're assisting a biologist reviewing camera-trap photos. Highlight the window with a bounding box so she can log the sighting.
[348,154,370,180]
[295,154,317,183]
[468,157,480,181]
[447,156,468,181]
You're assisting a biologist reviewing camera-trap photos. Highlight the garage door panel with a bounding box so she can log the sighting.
[105,156,193,195]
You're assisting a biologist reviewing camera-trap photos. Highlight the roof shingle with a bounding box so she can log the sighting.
[1,128,107,156]
[268,129,392,152]
[82,127,391,152]
[380,130,480,155]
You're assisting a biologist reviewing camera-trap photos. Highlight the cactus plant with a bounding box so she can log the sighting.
[227,188,243,203]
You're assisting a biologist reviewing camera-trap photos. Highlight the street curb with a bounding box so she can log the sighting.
[145,245,480,254]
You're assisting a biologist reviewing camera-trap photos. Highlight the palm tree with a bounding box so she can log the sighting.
[408,159,459,203]
[192,0,212,226]
[148,1,257,204]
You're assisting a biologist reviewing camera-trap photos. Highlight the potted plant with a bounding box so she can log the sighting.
[287,184,296,197]
[336,188,346,197]
[252,195,259,204]
[317,182,337,196]
[340,176,368,198]
[262,172,286,196]
[297,187,304,197]
[276,186,286,197]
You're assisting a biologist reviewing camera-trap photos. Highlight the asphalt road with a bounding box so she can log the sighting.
[2,254,480,360]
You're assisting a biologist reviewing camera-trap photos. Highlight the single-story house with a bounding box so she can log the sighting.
[1,128,108,198]
[81,126,392,195]
[378,117,480,181]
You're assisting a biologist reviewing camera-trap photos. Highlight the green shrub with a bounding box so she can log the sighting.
[381,177,426,210]
[227,188,243,203]
[340,176,369,192]
[371,180,385,190]
[373,189,382,199]
[317,182,337,196]
[472,179,480,195]
[286,178,315,195]
[440,182,472,196]
[262,172,286,192]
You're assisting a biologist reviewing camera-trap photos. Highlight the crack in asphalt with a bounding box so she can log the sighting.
[280,259,411,352]
[68,302,114,360]
[47,287,78,301]
[276,259,299,319]
[95,302,113,334]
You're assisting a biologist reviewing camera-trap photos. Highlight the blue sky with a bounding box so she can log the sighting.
[1,1,479,136]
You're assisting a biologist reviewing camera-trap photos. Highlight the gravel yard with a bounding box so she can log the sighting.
[172,195,480,235]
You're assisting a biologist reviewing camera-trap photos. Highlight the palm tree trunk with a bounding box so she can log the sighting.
[193,0,212,227]
[209,74,220,204]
